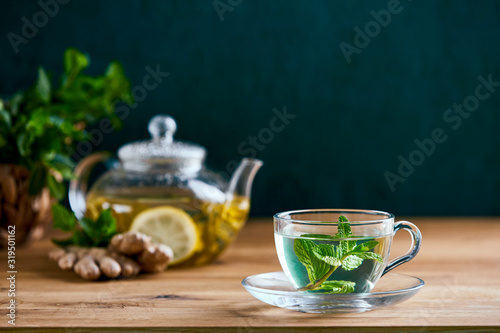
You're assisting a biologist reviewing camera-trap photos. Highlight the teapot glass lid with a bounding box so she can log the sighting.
[117,115,206,165]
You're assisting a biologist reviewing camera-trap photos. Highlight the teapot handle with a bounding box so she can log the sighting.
[69,152,114,219]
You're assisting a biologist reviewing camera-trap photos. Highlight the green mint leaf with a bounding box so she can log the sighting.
[48,153,76,180]
[63,48,89,86]
[1,48,131,205]
[352,240,379,253]
[95,208,117,237]
[294,238,315,266]
[313,244,341,266]
[76,209,116,246]
[35,67,51,103]
[105,62,133,105]
[338,238,357,258]
[335,216,357,259]
[52,153,75,169]
[17,131,34,157]
[28,163,47,196]
[320,280,356,294]
[51,237,74,247]
[314,254,341,267]
[294,238,329,283]
[8,92,23,116]
[78,217,98,240]
[352,251,384,263]
[47,174,65,200]
[304,267,315,283]
[52,207,117,248]
[105,62,126,79]
[300,233,336,240]
[341,254,364,271]
[336,216,352,239]
[293,216,383,291]
[0,108,12,128]
[51,204,76,232]
[310,260,330,283]
[338,215,349,223]
[72,230,93,247]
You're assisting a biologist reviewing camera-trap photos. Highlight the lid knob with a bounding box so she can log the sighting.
[148,115,176,144]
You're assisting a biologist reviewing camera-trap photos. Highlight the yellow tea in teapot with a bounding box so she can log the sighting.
[69,116,262,267]
[86,188,249,267]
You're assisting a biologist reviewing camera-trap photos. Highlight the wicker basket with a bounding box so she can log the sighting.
[0,164,54,247]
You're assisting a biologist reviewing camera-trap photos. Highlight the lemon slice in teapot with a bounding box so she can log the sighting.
[130,206,200,265]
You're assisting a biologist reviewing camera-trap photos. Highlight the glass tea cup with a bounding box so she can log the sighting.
[274,209,421,293]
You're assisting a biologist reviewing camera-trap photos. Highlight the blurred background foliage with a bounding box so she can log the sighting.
[1,0,499,216]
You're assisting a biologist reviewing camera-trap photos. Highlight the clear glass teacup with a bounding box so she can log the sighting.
[274,209,421,293]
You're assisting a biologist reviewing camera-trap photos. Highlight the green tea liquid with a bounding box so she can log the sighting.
[274,234,391,292]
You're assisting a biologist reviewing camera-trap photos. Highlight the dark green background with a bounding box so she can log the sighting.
[1,0,499,216]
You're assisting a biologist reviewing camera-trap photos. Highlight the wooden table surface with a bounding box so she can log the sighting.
[2,217,500,332]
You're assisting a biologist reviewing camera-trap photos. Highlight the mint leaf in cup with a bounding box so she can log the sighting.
[293,215,382,293]
[293,238,330,283]
[320,280,356,294]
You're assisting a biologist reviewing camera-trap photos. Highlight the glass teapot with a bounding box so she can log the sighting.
[68,115,262,267]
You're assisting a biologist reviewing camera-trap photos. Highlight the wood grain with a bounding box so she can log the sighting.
[1,217,500,332]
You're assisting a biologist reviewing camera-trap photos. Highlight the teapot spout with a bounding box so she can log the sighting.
[226,158,263,200]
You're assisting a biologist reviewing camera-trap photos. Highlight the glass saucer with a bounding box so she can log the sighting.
[242,271,424,313]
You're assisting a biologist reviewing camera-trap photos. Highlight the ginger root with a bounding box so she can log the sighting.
[48,247,66,262]
[88,248,122,278]
[138,244,173,273]
[48,231,173,281]
[110,231,151,255]
[108,251,141,278]
[58,252,77,271]
[97,256,122,279]
[74,255,101,281]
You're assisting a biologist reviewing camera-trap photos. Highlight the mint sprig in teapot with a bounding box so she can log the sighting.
[69,115,262,266]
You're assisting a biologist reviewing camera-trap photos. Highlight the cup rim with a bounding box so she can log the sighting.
[273,208,395,225]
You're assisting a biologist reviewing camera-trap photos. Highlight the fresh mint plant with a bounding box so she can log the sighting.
[0,48,132,200]
[293,215,383,293]
[51,204,117,248]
